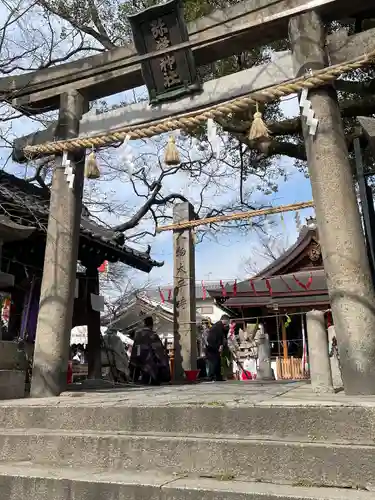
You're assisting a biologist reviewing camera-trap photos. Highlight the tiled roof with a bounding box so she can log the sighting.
[106,295,206,332]
[0,171,162,272]
[207,224,319,295]
[224,269,328,308]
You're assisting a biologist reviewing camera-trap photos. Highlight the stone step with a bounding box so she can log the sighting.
[0,429,374,489]
[0,462,372,500]
[0,401,374,443]
[0,371,25,400]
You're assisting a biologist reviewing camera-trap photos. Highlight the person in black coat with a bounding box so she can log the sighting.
[205,314,230,381]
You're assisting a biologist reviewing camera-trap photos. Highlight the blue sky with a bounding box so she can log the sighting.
[148,163,313,286]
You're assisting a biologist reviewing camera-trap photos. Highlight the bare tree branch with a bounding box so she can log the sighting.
[37,0,117,49]
[242,232,290,275]
[111,175,189,232]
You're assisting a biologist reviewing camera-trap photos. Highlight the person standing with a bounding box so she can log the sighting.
[200,319,211,359]
[199,320,210,377]
[205,315,230,381]
[130,316,170,385]
[222,320,237,379]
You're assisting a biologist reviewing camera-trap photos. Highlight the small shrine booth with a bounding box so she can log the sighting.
[210,218,331,379]
[0,171,161,381]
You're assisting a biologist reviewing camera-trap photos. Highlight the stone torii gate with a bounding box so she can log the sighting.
[2,0,375,395]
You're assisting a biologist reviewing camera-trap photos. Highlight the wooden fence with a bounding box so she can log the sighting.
[275,356,309,380]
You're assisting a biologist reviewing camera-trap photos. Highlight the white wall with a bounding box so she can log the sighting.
[196,299,226,323]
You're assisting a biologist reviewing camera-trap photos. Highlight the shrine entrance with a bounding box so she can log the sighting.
[3,0,375,395]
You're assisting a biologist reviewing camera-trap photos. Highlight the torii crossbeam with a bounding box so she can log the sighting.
[0,0,369,114]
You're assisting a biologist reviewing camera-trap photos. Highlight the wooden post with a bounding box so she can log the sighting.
[281,321,288,359]
[86,265,102,380]
[290,11,375,395]
[276,315,281,357]
[353,136,375,283]
[30,90,87,397]
[173,202,197,380]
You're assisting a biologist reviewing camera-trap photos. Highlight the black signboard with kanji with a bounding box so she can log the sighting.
[128,0,201,105]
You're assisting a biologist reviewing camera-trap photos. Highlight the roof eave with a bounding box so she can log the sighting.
[0,171,163,272]
[126,256,164,273]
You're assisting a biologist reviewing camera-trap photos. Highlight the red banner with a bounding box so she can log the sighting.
[293,272,313,290]
[220,280,227,297]
[250,279,257,295]
[202,281,207,300]
[265,278,273,296]
[280,275,293,292]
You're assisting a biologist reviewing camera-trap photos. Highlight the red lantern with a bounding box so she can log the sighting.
[98,260,108,273]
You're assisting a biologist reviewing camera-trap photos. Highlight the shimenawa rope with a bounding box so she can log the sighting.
[23,49,375,158]
[156,201,315,232]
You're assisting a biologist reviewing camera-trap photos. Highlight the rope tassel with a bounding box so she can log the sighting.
[248,103,270,142]
[85,149,100,179]
[164,136,180,166]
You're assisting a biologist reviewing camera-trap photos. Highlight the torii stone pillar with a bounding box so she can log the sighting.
[173,202,197,380]
[306,310,333,394]
[290,11,375,395]
[31,90,87,397]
